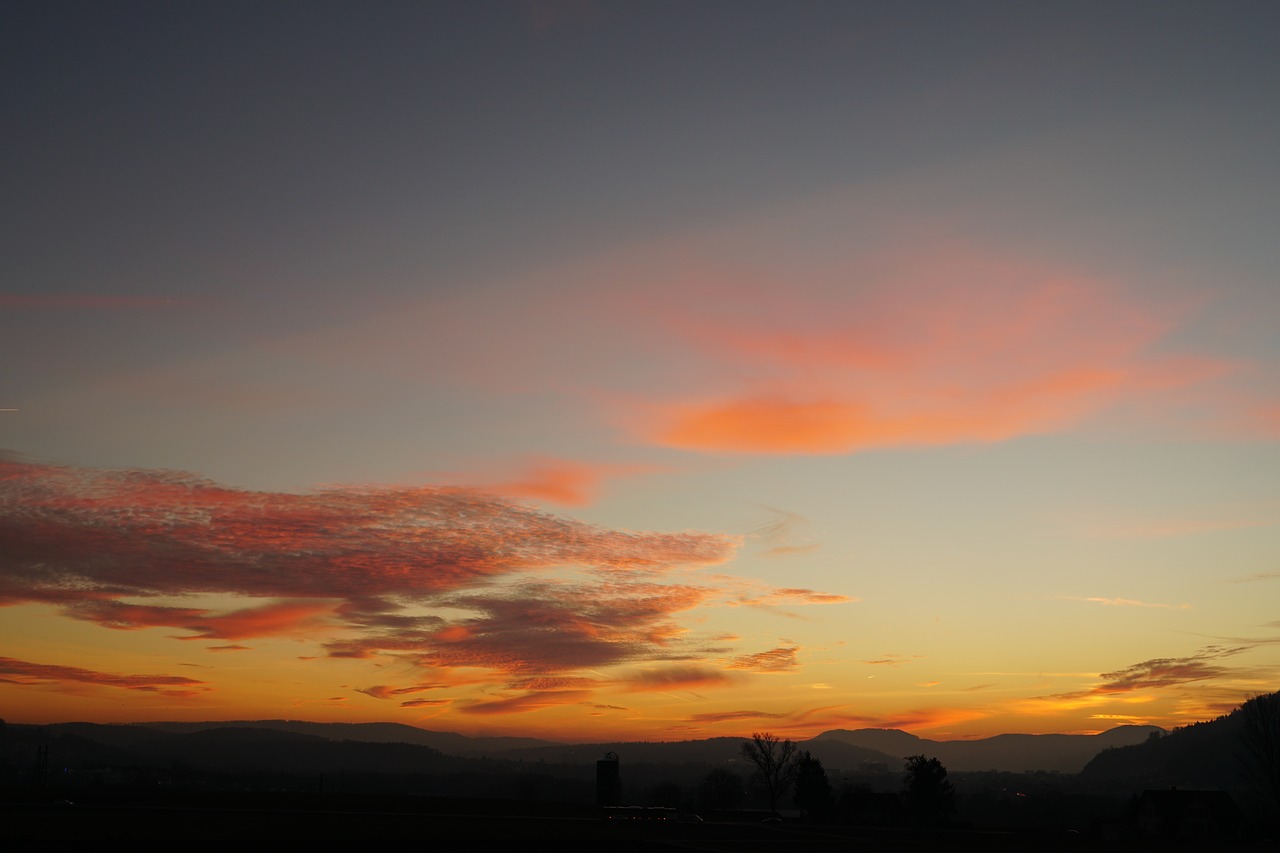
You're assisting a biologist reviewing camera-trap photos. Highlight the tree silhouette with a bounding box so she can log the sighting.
[902,754,954,825]
[1239,692,1280,817]
[740,731,797,814]
[792,749,834,818]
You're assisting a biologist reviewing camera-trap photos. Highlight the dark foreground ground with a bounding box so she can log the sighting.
[3,792,1268,850]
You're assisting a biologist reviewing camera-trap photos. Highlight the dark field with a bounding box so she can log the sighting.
[2,792,1247,850]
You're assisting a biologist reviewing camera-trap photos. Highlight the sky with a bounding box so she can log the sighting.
[2,0,1279,742]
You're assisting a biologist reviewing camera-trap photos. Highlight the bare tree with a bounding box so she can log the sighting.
[1239,692,1280,816]
[740,731,798,814]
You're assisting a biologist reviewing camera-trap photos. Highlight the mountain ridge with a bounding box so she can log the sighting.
[16,719,1163,774]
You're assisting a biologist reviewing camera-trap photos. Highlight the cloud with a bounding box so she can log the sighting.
[0,656,208,697]
[59,598,340,640]
[778,703,989,735]
[1041,646,1249,706]
[340,580,719,676]
[1230,571,1280,584]
[460,689,594,715]
[728,587,855,608]
[624,242,1229,454]
[458,456,661,507]
[1067,596,1191,610]
[728,645,799,672]
[685,709,787,724]
[860,654,921,666]
[0,455,734,607]
[0,454,852,713]
[0,455,736,678]
[356,683,450,700]
[1091,651,1243,695]
[747,506,821,558]
[618,665,733,692]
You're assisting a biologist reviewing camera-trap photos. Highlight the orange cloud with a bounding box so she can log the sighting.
[625,243,1230,454]
[619,664,734,692]
[461,689,594,715]
[357,683,451,700]
[686,709,787,724]
[477,456,661,507]
[1068,596,1191,610]
[728,645,800,672]
[726,587,855,609]
[0,656,208,698]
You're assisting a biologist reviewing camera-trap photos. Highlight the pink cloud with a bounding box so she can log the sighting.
[0,454,855,711]
[436,455,662,507]
[0,455,733,611]
[622,243,1231,454]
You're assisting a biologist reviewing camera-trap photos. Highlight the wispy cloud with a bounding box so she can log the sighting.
[860,654,921,666]
[728,645,799,672]
[728,587,854,608]
[1230,571,1280,584]
[1066,596,1191,610]
[437,455,662,507]
[1091,649,1245,694]
[1039,646,1248,706]
[618,664,733,692]
[625,242,1228,454]
[460,689,594,715]
[685,709,787,724]
[0,656,208,697]
[356,683,451,700]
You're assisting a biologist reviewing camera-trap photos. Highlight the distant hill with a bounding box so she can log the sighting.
[7,718,1180,780]
[132,719,558,756]
[812,726,1164,773]
[485,735,898,771]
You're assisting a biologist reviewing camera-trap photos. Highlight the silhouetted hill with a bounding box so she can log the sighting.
[814,726,1163,773]
[1079,697,1274,789]
[132,719,556,756]
[498,736,753,765]
[10,723,457,776]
